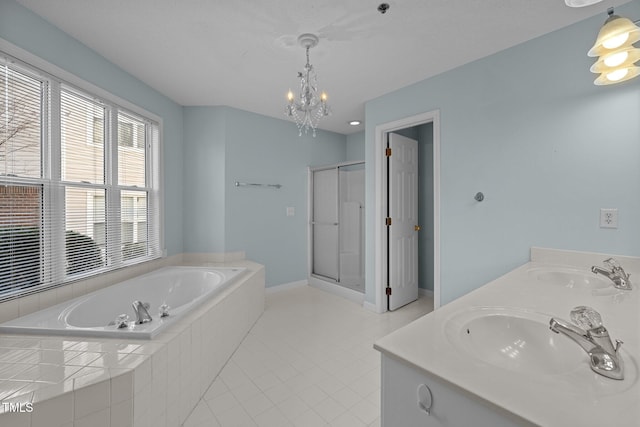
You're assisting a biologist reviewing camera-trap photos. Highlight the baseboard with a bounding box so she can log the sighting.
[265,280,308,294]
[362,290,432,314]
[363,300,383,313]
[419,288,434,299]
[308,277,365,305]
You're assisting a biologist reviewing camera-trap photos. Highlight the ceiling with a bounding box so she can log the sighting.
[16,0,631,135]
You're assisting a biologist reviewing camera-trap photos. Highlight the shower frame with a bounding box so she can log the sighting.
[307,160,365,299]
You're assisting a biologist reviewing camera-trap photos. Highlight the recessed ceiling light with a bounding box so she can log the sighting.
[349,120,361,126]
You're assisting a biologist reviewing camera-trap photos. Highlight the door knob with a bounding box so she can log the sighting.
[415,225,421,231]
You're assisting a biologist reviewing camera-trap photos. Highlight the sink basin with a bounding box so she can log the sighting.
[445,307,584,375]
[527,266,611,290]
[444,307,638,395]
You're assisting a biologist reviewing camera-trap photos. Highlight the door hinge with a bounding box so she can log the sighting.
[385,147,392,157]
[385,217,392,226]
[386,287,392,296]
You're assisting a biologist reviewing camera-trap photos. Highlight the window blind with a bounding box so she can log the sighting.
[0,55,162,301]
[0,62,45,298]
[0,62,42,179]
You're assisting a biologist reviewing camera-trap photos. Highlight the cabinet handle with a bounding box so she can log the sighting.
[417,383,433,415]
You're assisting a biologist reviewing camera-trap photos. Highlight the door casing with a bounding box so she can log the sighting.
[373,110,441,313]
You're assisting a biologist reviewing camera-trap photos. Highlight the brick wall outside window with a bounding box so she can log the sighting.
[0,185,41,227]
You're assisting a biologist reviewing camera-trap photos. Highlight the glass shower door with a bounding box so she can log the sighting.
[338,164,365,290]
[311,168,339,281]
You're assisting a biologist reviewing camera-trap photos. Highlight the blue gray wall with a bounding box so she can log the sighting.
[365,0,640,305]
[346,131,365,161]
[183,106,347,286]
[0,0,186,256]
[183,107,227,253]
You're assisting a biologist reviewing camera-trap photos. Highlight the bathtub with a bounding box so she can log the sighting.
[0,266,246,339]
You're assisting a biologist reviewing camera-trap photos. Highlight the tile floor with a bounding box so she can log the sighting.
[182,285,433,427]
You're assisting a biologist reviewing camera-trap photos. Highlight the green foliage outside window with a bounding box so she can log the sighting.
[0,227,104,296]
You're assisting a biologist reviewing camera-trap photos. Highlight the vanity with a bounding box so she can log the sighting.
[374,248,640,427]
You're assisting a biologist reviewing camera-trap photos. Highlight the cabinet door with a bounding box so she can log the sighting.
[381,355,534,427]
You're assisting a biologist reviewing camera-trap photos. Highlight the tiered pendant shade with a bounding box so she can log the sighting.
[588,9,640,85]
[588,14,640,57]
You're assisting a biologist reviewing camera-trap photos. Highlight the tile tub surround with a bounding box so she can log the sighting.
[0,259,265,427]
[374,248,640,426]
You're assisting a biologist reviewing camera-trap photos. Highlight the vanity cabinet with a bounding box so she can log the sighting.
[381,355,534,427]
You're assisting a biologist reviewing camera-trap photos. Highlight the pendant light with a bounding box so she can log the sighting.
[588,8,640,85]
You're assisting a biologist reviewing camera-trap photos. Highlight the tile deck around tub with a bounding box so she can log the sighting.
[0,336,152,405]
[0,260,266,427]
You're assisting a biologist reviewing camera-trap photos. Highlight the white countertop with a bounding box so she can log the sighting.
[374,248,640,427]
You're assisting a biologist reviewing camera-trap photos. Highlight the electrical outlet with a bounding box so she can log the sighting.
[600,208,618,229]
[286,206,295,217]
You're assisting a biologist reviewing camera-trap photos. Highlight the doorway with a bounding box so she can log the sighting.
[386,132,419,310]
[374,110,441,312]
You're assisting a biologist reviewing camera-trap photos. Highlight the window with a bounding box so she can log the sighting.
[0,53,162,301]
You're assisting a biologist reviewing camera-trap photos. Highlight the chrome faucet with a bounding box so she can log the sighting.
[591,257,632,290]
[549,306,624,380]
[132,300,153,324]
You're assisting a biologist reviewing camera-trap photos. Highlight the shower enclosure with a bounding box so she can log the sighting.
[309,162,365,293]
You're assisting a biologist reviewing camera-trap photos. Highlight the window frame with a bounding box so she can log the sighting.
[0,39,164,302]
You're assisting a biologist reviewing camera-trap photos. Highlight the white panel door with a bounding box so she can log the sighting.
[388,133,419,310]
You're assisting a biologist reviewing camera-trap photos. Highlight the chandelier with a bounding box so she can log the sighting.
[285,34,330,136]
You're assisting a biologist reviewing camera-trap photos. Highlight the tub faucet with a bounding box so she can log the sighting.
[549,306,624,380]
[591,258,632,290]
[132,300,153,324]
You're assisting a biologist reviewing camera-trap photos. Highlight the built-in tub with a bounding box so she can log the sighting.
[0,266,246,339]
[0,260,265,427]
